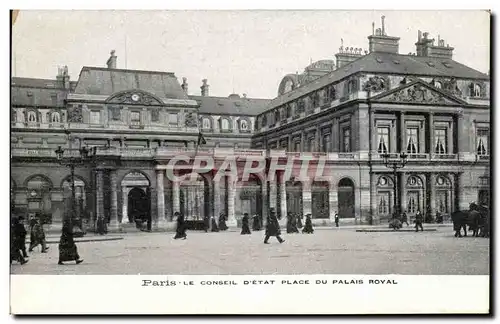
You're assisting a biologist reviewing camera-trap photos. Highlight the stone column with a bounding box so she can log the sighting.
[95,169,105,229]
[400,172,407,215]
[109,170,119,230]
[279,172,287,221]
[455,172,468,210]
[400,112,405,152]
[370,172,378,224]
[370,110,376,156]
[429,173,436,220]
[328,181,338,222]
[213,177,221,222]
[156,169,166,228]
[269,176,278,214]
[428,112,434,155]
[261,179,268,227]
[226,175,237,227]
[332,118,339,152]
[302,180,312,217]
[121,187,129,224]
[172,180,180,220]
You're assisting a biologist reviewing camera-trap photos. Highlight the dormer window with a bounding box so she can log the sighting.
[27,110,37,123]
[220,117,231,131]
[239,119,249,132]
[434,81,442,89]
[470,83,482,97]
[285,104,291,118]
[328,86,336,101]
[274,109,280,122]
[202,117,211,129]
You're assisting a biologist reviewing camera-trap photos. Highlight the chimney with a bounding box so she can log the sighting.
[335,43,364,69]
[415,31,453,59]
[367,16,400,54]
[181,77,188,94]
[201,79,209,97]
[106,50,117,69]
[56,65,70,89]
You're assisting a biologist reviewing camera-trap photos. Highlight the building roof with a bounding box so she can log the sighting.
[266,51,489,110]
[190,95,271,116]
[73,66,189,100]
[11,77,69,107]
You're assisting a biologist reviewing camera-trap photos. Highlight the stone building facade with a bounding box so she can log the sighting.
[11,19,490,230]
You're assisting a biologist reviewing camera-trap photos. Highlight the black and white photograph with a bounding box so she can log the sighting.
[8,8,491,315]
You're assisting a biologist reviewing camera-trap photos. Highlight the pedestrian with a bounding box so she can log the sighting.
[401,211,409,227]
[334,212,339,228]
[15,216,28,258]
[286,212,295,234]
[415,210,424,232]
[241,213,251,235]
[264,211,285,244]
[296,213,303,229]
[302,214,314,234]
[58,219,83,265]
[252,214,261,231]
[218,213,228,231]
[211,217,219,232]
[173,212,187,239]
[96,216,107,235]
[29,216,48,253]
[203,215,210,233]
[11,217,28,265]
[435,211,443,224]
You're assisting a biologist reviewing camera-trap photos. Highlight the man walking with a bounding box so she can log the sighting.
[334,212,339,228]
[264,210,285,244]
[401,211,409,227]
[415,210,424,232]
[29,216,48,253]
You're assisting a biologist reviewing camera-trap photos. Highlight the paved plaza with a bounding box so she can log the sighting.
[11,226,490,275]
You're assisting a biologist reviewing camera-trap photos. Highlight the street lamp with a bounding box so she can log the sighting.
[55,145,91,232]
[381,151,408,217]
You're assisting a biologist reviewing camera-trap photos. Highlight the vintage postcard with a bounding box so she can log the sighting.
[9,9,491,315]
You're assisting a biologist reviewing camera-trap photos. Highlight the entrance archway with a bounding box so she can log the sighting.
[338,178,355,218]
[128,187,150,223]
[62,175,89,222]
[121,171,151,224]
[25,174,53,223]
[179,173,209,221]
[312,181,329,218]
[238,174,263,218]
[286,181,303,217]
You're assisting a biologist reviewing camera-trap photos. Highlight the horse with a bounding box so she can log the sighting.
[451,209,482,237]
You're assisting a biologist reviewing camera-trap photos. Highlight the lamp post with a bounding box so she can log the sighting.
[381,152,408,217]
[55,145,91,231]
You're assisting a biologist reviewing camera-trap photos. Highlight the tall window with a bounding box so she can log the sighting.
[294,140,301,152]
[436,191,449,214]
[377,127,389,153]
[406,127,419,154]
[27,111,37,122]
[434,129,447,154]
[342,128,351,152]
[378,192,390,215]
[307,137,315,152]
[90,110,101,124]
[202,118,211,129]
[130,111,141,123]
[407,191,419,214]
[240,119,248,131]
[51,112,60,123]
[477,128,489,155]
[285,105,292,118]
[169,113,178,126]
[322,133,331,152]
[221,118,230,130]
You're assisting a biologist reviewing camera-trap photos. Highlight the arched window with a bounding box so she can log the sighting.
[434,81,442,89]
[377,176,393,216]
[51,111,61,123]
[239,119,249,131]
[435,175,452,215]
[27,111,37,122]
[202,118,211,129]
[328,86,336,101]
[220,118,230,131]
[406,175,424,215]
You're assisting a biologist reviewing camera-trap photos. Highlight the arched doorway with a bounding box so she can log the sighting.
[406,175,424,219]
[179,173,209,221]
[376,175,394,221]
[62,176,89,223]
[338,178,355,218]
[286,181,303,217]
[121,171,151,224]
[238,174,263,218]
[128,187,150,223]
[312,181,329,219]
[25,175,53,223]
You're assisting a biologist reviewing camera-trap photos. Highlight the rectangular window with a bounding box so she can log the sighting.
[406,127,419,154]
[434,129,447,154]
[377,192,391,215]
[436,190,449,214]
[169,113,178,126]
[342,128,351,152]
[377,127,389,153]
[90,110,101,124]
[476,128,489,155]
[322,133,331,152]
[306,137,315,152]
[130,111,141,122]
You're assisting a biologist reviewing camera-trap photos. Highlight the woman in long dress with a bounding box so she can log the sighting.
[252,214,261,231]
[302,214,314,234]
[241,213,251,235]
[58,219,83,265]
[218,213,228,231]
[174,212,187,239]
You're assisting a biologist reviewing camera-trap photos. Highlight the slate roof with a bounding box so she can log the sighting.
[73,66,188,100]
[267,51,489,110]
[190,95,271,116]
[11,77,69,107]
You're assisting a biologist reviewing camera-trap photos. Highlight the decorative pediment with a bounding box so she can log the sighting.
[106,90,163,106]
[372,80,467,105]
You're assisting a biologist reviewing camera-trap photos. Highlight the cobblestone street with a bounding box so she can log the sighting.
[11,227,490,275]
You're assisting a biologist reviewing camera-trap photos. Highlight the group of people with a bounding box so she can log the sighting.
[389,210,424,232]
[173,208,334,244]
[10,213,83,266]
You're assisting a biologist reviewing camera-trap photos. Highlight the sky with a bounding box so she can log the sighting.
[12,10,490,99]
